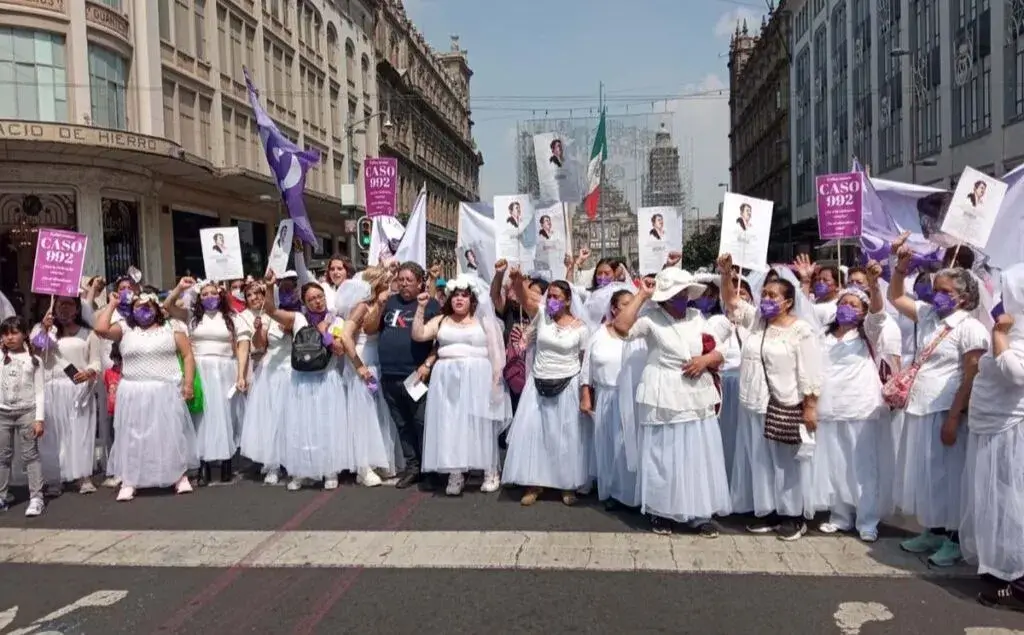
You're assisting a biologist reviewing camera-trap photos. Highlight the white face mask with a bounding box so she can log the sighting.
[231,289,244,301]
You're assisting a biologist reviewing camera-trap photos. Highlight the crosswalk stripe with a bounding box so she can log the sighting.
[0,528,976,576]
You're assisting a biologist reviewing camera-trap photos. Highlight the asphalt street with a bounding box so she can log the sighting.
[0,476,1021,635]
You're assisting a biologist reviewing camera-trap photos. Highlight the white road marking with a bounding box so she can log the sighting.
[0,608,16,631]
[833,602,894,635]
[964,630,1024,634]
[2,590,127,635]
[0,529,976,576]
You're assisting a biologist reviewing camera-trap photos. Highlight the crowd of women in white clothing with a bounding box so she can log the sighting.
[1,237,1023,613]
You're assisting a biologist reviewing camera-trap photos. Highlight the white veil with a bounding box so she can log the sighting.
[582,281,636,327]
[334,278,373,319]
[774,266,822,332]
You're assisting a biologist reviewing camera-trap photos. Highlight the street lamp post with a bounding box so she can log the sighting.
[343,111,393,258]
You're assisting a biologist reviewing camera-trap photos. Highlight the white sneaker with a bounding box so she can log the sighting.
[24,497,44,517]
[78,479,97,494]
[102,476,121,488]
[286,478,303,491]
[480,471,501,493]
[357,468,382,487]
[323,475,339,490]
[445,472,465,496]
[116,486,135,502]
[263,470,280,486]
[175,476,193,494]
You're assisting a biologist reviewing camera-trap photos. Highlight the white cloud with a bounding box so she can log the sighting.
[669,74,731,221]
[713,7,762,39]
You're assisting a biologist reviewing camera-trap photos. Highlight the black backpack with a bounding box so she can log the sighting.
[291,325,331,371]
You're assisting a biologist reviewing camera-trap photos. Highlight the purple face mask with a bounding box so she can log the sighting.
[812,281,831,300]
[835,303,861,326]
[931,291,958,316]
[545,298,565,317]
[760,298,781,319]
[595,274,612,288]
[133,306,157,327]
[116,290,133,316]
[200,296,221,312]
[691,296,717,315]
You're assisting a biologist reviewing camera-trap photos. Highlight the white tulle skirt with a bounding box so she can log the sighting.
[107,379,198,488]
[46,377,97,481]
[719,371,742,494]
[343,362,402,473]
[423,356,508,473]
[739,406,817,519]
[961,424,1024,580]
[811,416,891,531]
[640,417,731,523]
[239,362,292,469]
[592,384,639,506]
[282,361,345,479]
[192,356,243,462]
[894,411,967,529]
[502,375,589,490]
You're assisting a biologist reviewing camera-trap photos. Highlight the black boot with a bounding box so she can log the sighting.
[219,459,233,483]
[197,462,211,487]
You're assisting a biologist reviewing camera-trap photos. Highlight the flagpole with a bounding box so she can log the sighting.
[597,81,606,259]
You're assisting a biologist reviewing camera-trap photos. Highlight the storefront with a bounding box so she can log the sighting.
[0,119,349,316]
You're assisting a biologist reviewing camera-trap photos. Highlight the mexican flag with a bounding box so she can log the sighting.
[583,109,607,219]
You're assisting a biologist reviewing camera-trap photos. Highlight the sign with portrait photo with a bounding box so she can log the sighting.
[533,133,582,204]
[532,202,568,280]
[717,192,774,270]
[200,226,244,281]
[493,194,535,266]
[267,219,293,276]
[636,206,683,274]
[940,166,1008,248]
[456,202,497,284]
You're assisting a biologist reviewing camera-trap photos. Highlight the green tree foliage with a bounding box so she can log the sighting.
[680,223,721,272]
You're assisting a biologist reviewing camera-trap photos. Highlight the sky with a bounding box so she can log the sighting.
[401,0,769,220]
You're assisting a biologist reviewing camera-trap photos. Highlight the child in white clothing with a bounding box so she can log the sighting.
[0,317,46,516]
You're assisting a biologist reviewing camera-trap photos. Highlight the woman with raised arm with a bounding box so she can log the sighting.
[412,275,510,495]
[612,269,732,536]
[718,253,822,542]
[502,265,591,506]
[887,243,989,567]
[93,290,197,502]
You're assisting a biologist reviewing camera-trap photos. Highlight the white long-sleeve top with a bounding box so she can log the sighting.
[732,300,822,413]
[968,324,1024,435]
[581,326,625,388]
[901,301,989,416]
[626,307,730,424]
[817,328,886,422]
[189,311,252,358]
[0,350,44,420]
[29,325,103,381]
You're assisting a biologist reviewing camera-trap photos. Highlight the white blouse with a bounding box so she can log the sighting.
[189,311,252,358]
[259,317,293,370]
[532,312,588,380]
[969,327,1024,435]
[817,329,885,421]
[30,325,103,381]
[581,326,625,388]
[733,300,822,413]
[236,309,266,353]
[0,351,44,420]
[903,301,989,417]
[118,321,188,383]
[627,307,729,423]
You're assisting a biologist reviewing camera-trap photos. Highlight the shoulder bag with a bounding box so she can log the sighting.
[760,330,804,445]
[881,325,951,410]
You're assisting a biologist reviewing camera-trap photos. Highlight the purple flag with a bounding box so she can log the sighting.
[244,67,319,245]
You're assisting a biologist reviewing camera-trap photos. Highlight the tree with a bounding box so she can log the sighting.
[680,223,721,272]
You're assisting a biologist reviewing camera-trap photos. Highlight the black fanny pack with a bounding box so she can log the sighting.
[533,376,573,398]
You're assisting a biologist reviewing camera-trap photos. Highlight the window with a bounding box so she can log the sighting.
[102,199,140,282]
[361,54,369,91]
[830,1,850,172]
[158,0,171,40]
[333,156,343,197]
[234,111,250,169]
[345,39,355,83]
[813,25,828,178]
[910,0,942,157]
[194,0,206,59]
[795,45,812,205]
[217,7,228,72]
[222,106,233,165]
[174,0,192,54]
[0,28,68,122]
[228,15,242,77]
[88,45,128,130]
[199,95,212,157]
[330,85,339,136]
[96,0,122,8]
[1007,0,1024,122]
[162,80,175,139]
[284,52,294,111]
[173,210,220,278]
[179,86,196,151]
[230,219,268,277]
[951,0,992,143]
[327,24,338,68]
[876,0,903,173]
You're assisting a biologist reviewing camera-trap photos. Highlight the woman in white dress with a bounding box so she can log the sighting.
[236,281,267,373]
[262,272,346,491]
[718,276,752,495]
[613,269,733,536]
[581,285,640,509]
[502,266,591,506]
[189,282,251,485]
[961,263,1024,611]
[718,254,823,541]
[337,268,401,487]
[93,291,198,501]
[29,297,102,493]
[239,282,292,485]
[413,275,511,495]
[887,245,989,567]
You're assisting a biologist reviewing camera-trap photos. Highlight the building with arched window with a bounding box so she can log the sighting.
[0,0,378,312]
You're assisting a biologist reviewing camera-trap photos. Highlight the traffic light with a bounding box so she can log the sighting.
[357,216,372,251]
